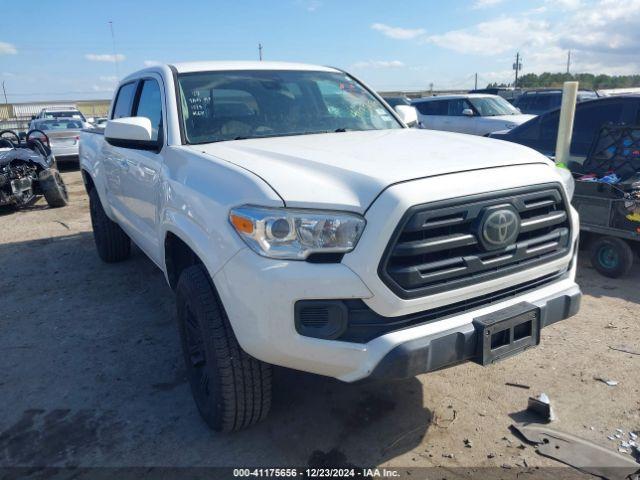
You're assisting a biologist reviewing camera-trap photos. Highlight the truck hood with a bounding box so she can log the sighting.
[190,128,552,212]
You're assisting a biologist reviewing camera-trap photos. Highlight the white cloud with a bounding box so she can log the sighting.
[0,41,17,55]
[472,0,505,9]
[426,17,553,55]
[85,53,125,63]
[425,1,640,74]
[351,60,405,69]
[294,0,322,11]
[92,85,115,92]
[549,0,582,9]
[371,23,426,40]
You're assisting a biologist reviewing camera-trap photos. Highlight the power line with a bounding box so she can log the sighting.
[109,21,120,80]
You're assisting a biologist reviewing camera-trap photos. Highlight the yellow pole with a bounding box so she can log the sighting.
[554,81,579,165]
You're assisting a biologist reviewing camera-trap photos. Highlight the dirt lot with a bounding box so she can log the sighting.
[1,168,639,476]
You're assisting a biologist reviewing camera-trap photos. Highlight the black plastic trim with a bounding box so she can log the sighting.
[168,65,186,145]
[378,183,572,299]
[298,270,567,343]
[366,285,581,381]
[104,136,162,152]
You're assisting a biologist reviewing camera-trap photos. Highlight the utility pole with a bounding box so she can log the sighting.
[109,21,120,79]
[258,43,263,61]
[513,52,522,88]
[2,81,7,105]
[474,73,478,90]
[566,50,571,75]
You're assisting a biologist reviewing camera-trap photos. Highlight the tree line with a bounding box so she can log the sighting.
[487,72,640,90]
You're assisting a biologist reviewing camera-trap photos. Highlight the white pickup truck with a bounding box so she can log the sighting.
[80,61,581,432]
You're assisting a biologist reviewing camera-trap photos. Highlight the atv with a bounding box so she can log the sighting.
[0,129,68,209]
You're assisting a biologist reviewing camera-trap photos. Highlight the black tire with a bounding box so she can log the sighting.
[590,236,634,278]
[176,264,272,432]
[89,188,131,263]
[40,170,69,208]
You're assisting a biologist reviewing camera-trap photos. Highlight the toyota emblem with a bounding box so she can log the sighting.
[482,209,520,248]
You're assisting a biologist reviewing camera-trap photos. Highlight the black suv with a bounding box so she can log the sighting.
[514,89,599,115]
[490,96,640,162]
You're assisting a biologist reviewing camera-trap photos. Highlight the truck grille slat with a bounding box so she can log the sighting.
[379,185,572,299]
[391,233,477,257]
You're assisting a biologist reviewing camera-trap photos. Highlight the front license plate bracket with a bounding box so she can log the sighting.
[473,302,540,365]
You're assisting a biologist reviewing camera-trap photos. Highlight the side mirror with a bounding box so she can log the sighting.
[105,117,159,151]
[462,108,474,117]
[394,105,418,127]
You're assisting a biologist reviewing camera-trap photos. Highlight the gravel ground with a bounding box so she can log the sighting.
[0,168,638,477]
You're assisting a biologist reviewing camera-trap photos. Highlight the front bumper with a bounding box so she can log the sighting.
[215,246,580,382]
[368,284,580,380]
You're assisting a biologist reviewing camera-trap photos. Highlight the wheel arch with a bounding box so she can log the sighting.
[161,213,243,291]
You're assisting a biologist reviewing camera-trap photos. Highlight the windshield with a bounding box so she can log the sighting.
[468,96,520,116]
[43,111,86,120]
[177,70,402,144]
[34,119,83,130]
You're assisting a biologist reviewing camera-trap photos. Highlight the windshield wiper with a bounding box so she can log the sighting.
[334,128,349,132]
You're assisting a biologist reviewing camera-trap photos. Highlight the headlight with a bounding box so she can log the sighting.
[229,205,366,260]
[557,166,575,200]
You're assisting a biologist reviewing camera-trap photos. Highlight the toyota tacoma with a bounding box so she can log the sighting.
[80,62,581,432]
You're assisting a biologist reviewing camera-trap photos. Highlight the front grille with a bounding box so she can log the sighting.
[379,184,572,299]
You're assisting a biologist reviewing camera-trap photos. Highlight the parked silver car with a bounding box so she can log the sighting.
[413,94,535,136]
[28,118,83,161]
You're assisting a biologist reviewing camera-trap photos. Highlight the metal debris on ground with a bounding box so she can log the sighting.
[609,345,640,356]
[433,408,457,428]
[527,392,557,422]
[512,423,640,480]
[464,438,472,448]
[594,377,619,386]
[442,453,454,458]
[505,382,530,389]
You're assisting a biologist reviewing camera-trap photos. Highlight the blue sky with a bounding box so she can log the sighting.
[1,0,638,102]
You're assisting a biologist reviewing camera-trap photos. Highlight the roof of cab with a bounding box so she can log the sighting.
[171,61,339,74]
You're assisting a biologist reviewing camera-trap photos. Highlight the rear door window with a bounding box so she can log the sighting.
[133,79,163,142]
[112,82,137,119]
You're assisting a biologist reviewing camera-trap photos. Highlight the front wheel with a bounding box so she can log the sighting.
[590,236,634,278]
[176,264,272,432]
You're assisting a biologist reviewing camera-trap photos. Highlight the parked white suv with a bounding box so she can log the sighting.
[80,62,581,431]
[413,94,535,136]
